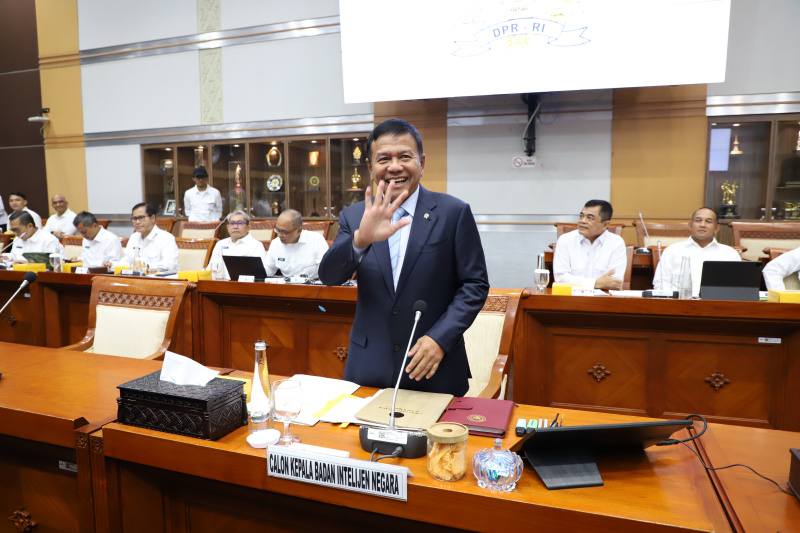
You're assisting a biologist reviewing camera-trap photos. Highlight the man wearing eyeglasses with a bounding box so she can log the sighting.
[265,209,329,279]
[206,210,267,280]
[184,166,222,222]
[2,210,63,264]
[112,203,178,273]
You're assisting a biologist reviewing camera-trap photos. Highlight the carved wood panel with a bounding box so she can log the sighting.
[225,311,303,376]
[548,329,649,412]
[307,317,352,379]
[663,337,782,425]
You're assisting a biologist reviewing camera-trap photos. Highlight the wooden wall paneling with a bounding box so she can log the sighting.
[0,434,81,533]
[198,287,223,368]
[783,331,800,432]
[662,334,782,427]
[306,315,352,379]
[224,310,305,375]
[41,279,91,348]
[170,284,194,357]
[546,327,650,415]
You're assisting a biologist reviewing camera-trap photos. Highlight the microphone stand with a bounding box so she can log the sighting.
[637,212,651,254]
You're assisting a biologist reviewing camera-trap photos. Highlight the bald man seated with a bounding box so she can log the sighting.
[42,194,78,239]
[266,209,329,279]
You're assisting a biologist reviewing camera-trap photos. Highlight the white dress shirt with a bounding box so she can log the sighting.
[762,247,800,290]
[43,208,78,236]
[0,197,7,226]
[184,185,223,222]
[20,207,43,229]
[653,237,741,296]
[118,226,179,272]
[79,227,123,268]
[9,228,64,261]
[553,229,627,289]
[266,230,330,279]
[207,232,267,281]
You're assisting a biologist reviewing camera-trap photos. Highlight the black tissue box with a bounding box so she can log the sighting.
[117,371,247,440]
[790,448,800,501]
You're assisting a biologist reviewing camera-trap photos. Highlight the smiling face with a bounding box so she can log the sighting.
[689,208,718,247]
[51,195,68,216]
[9,194,25,212]
[367,133,425,202]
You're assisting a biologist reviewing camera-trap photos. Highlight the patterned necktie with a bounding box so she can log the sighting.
[388,207,407,288]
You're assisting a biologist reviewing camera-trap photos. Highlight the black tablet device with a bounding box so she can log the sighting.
[222,255,268,282]
[699,260,762,301]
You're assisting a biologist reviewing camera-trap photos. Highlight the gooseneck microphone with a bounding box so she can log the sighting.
[0,230,28,257]
[359,300,428,459]
[0,271,38,316]
[637,212,652,254]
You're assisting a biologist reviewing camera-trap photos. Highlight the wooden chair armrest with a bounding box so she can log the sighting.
[63,332,96,352]
[477,353,509,399]
[733,245,747,254]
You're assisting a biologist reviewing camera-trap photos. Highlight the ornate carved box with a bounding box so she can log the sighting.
[117,371,247,440]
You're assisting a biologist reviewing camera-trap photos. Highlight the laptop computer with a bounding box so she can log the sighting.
[699,260,762,301]
[222,255,269,282]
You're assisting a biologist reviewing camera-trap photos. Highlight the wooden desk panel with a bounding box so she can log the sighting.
[517,294,800,431]
[98,404,731,533]
[0,270,42,345]
[694,423,800,532]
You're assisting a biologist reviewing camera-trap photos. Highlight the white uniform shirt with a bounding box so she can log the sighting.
[0,197,7,226]
[79,227,123,268]
[553,229,627,289]
[184,185,223,222]
[763,247,800,290]
[266,229,329,279]
[43,208,78,236]
[118,226,179,272]
[206,232,268,281]
[9,228,64,261]
[653,237,741,296]
[21,207,43,229]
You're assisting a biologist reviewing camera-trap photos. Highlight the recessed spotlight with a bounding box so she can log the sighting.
[353,138,359,141]
[732,124,740,127]
[311,140,317,144]
[165,148,172,151]
[233,144,240,148]
[271,141,277,146]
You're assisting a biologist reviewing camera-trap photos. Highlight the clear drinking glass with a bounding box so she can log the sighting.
[272,379,302,446]
[49,253,64,273]
[211,260,225,281]
[534,269,549,293]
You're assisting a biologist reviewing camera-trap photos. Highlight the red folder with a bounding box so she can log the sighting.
[438,397,515,437]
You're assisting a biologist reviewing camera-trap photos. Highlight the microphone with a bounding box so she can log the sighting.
[359,299,428,459]
[637,212,651,254]
[0,230,27,257]
[0,271,38,316]
[212,213,230,234]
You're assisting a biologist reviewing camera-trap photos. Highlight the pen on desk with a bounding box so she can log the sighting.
[550,413,560,427]
[543,418,549,428]
[538,417,543,428]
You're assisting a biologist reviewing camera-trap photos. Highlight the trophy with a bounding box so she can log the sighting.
[349,169,362,190]
[719,180,741,219]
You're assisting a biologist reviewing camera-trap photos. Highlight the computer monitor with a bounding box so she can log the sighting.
[699,260,762,301]
[510,419,694,489]
[222,255,268,282]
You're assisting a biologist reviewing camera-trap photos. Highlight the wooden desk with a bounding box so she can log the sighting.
[0,270,43,345]
[97,399,731,532]
[694,423,800,532]
[516,293,800,431]
[0,342,163,533]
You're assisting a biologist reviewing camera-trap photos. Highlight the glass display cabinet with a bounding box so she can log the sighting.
[705,114,800,222]
[143,134,370,223]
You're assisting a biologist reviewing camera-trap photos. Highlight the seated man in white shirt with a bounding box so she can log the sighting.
[8,192,43,229]
[554,199,626,290]
[111,203,179,273]
[43,194,78,239]
[184,166,223,222]
[70,211,123,268]
[652,207,741,297]
[206,210,268,280]
[0,196,7,232]
[266,209,329,279]
[762,247,800,290]
[3,210,63,264]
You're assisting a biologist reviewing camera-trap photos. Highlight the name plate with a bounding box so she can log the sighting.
[120,269,135,276]
[75,267,89,274]
[571,287,595,296]
[238,275,255,283]
[267,445,408,501]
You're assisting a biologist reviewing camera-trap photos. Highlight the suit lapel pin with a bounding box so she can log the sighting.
[424,213,430,220]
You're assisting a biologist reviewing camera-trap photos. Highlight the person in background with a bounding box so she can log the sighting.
[0,196,7,232]
[42,195,78,239]
[184,166,222,222]
[2,211,63,264]
[265,209,329,279]
[111,203,178,273]
[206,211,267,280]
[71,211,122,268]
[8,192,42,229]
[762,246,800,290]
[652,207,740,297]
[553,199,626,290]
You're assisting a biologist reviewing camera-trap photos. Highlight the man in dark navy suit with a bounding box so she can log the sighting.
[319,119,489,396]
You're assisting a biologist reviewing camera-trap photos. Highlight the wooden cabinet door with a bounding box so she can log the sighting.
[307,316,352,379]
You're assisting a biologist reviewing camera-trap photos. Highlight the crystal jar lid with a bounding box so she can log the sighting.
[472,438,524,491]
[427,422,469,444]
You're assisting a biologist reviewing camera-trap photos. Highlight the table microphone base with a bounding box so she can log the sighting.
[359,426,427,459]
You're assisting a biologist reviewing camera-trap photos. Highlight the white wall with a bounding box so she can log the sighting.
[81,52,202,133]
[708,0,800,96]
[222,34,372,122]
[85,145,143,213]
[78,0,198,50]
[221,0,339,29]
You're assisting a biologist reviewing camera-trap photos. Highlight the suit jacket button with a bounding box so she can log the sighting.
[392,307,399,315]
[393,344,400,351]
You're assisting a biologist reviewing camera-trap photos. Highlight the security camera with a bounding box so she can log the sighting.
[28,116,50,123]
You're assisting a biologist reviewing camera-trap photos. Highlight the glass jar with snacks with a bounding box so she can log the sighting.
[426,422,469,482]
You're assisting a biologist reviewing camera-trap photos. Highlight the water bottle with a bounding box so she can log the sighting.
[253,339,274,429]
[678,256,693,299]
